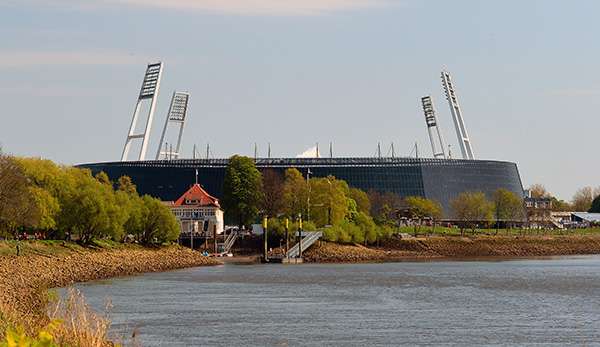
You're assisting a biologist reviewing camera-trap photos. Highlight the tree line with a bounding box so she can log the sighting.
[222,155,526,242]
[528,183,600,212]
[0,152,179,244]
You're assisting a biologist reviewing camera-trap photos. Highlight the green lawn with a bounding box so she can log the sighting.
[0,239,137,257]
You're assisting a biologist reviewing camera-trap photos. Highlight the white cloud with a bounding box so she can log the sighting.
[15,0,388,15]
[296,146,320,158]
[0,50,146,68]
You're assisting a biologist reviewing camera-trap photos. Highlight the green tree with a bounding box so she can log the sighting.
[117,176,144,237]
[94,171,111,186]
[528,184,550,198]
[349,188,371,215]
[117,175,137,195]
[0,154,38,237]
[590,195,600,213]
[404,196,443,234]
[261,169,284,218]
[571,186,599,212]
[309,176,349,227]
[354,211,377,244]
[222,155,263,227]
[550,197,572,212]
[451,191,494,235]
[368,191,403,225]
[282,168,308,219]
[29,186,60,230]
[133,195,179,244]
[57,168,116,243]
[492,188,524,228]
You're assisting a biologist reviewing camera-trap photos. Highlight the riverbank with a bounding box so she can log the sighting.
[303,235,600,263]
[0,240,220,342]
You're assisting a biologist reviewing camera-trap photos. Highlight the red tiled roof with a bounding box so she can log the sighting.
[173,184,220,208]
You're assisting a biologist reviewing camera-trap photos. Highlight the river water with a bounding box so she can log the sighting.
[69,257,600,346]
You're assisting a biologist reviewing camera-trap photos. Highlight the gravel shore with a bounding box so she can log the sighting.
[304,235,600,263]
[0,243,220,321]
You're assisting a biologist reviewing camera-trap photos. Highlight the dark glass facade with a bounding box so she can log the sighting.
[79,157,523,216]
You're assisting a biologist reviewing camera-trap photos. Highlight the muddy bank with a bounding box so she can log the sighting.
[304,235,600,263]
[0,243,220,323]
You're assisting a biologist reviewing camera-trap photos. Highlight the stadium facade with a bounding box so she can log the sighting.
[79,157,524,216]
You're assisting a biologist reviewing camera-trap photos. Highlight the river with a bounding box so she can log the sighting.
[68,256,600,346]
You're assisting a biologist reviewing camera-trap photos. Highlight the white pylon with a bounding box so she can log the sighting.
[421,95,447,159]
[441,70,475,160]
[121,62,163,161]
[156,91,190,160]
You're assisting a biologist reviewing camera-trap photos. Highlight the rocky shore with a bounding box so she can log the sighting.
[304,235,600,263]
[0,242,220,327]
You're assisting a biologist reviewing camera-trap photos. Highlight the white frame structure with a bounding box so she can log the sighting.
[441,70,475,160]
[421,95,447,159]
[156,91,190,160]
[121,62,163,161]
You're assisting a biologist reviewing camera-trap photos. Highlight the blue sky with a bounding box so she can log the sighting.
[0,0,598,200]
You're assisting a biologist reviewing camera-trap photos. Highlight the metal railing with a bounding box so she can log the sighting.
[286,231,323,258]
[223,231,238,253]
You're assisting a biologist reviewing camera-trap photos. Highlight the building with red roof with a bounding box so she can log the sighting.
[168,183,224,236]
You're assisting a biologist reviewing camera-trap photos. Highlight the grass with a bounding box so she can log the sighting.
[1,289,113,347]
[0,240,85,257]
[0,239,144,257]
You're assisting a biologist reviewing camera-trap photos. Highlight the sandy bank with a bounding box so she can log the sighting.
[304,235,600,263]
[0,243,220,321]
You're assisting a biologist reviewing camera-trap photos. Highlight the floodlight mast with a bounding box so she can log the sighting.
[121,62,163,161]
[156,91,190,160]
[421,95,447,159]
[441,70,475,160]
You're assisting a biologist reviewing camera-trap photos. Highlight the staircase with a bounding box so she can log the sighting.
[286,231,323,258]
[222,231,238,253]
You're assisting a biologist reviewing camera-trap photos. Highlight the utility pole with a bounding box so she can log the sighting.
[377,142,381,158]
[315,142,320,158]
[391,143,396,158]
[190,221,194,250]
[206,143,210,160]
[213,225,217,254]
[268,142,271,159]
[329,142,333,158]
[306,169,312,222]
[285,218,289,260]
[298,214,303,259]
[263,216,269,262]
[193,144,197,159]
[254,143,258,160]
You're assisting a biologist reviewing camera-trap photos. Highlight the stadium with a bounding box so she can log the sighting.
[78,63,524,216]
[80,157,523,216]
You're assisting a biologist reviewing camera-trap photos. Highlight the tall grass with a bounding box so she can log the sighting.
[1,289,114,347]
[47,288,112,347]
